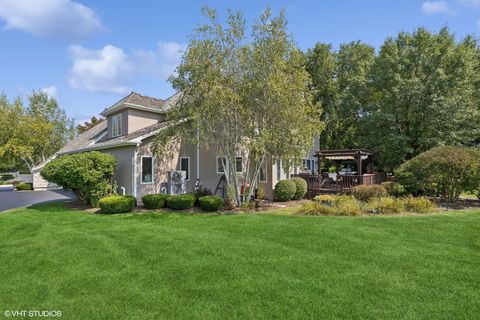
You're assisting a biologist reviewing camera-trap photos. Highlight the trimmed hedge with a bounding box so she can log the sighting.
[167,194,195,210]
[142,194,168,209]
[352,185,387,202]
[15,182,33,191]
[275,179,296,202]
[396,146,480,202]
[199,195,224,212]
[98,195,136,214]
[382,181,406,197]
[290,177,308,200]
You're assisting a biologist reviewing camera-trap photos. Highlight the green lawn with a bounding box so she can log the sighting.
[1,202,479,319]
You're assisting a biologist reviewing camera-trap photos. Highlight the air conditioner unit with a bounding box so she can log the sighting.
[167,170,186,195]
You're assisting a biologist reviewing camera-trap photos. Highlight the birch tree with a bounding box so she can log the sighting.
[154,7,322,205]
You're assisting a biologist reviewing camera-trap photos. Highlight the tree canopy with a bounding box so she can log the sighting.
[0,91,75,172]
[306,27,480,171]
[76,116,104,135]
[155,7,323,205]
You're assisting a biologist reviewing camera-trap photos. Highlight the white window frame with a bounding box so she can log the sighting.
[235,156,243,173]
[258,159,268,183]
[216,156,228,174]
[111,113,122,137]
[141,156,154,184]
[180,157,190,181]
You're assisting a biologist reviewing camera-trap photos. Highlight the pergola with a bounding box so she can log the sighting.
[314,149,375,175]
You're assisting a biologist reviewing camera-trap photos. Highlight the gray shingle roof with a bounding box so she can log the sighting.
[124,92,165,109]
[58,120,108,154]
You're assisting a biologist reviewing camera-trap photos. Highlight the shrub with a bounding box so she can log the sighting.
[98,195,135,214]
[15,182,33,191]
[382,181,407,197]
[0,174,14,180]
[290,177,308,200]
[256,185,266,200]
[199,195,224,212]
[142,194,167,209]
[304,195,362,216]
[167,194,195,210]
[313,194,336,204]
[402,196,435,213]
[274,179,296,201]
[352,185,387,201]
[367,197,404,214]
[396,146,480,202]
[194,185,212,204]
[328,166,337,173]
[41,151,116,206]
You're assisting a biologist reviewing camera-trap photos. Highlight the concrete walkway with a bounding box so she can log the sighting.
[0,188,76,212]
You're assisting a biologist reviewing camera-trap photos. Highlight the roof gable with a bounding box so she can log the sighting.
[100,92,166,116]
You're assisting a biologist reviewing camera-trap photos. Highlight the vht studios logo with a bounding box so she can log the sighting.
[3,310,62,318]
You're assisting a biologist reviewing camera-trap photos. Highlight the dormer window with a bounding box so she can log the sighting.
[112,113,122,137]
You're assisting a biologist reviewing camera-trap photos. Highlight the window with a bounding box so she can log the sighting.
[276,159,281,181]
[216,156,227,174]
[259,159,267,182]
[180,157,190,181]
[235,157,243,173]
[303,158,315,173]
[141,157,153,183]
[112,113,122,137]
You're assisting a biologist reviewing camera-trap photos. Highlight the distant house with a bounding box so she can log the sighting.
[33,92,319,200]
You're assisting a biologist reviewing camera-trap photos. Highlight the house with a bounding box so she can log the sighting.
[33,92,319,200]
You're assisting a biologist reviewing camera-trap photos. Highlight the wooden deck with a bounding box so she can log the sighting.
[291,173,385,198]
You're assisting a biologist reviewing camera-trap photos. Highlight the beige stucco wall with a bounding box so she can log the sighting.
[102,146,135,196]
[127,109,163,134]
[106,108,163,139]
[134,137,221,197]
[133,136,320,201]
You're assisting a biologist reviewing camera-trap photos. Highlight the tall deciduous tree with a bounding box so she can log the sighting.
[0,91,75,172]
[76,116,104,135]
[305,41,374,149]
[360,27,480,170]
[0,93,24,171]
[155,8,322,205]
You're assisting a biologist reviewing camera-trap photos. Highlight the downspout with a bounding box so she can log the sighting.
[132,143,140,197]
[196,128,200,184]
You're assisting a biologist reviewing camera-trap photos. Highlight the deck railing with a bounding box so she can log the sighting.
[291,173,385,197]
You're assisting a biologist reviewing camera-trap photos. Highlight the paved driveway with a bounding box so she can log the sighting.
[0,187,76,212]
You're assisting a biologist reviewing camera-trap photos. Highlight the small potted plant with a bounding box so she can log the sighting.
[328,166,337,180]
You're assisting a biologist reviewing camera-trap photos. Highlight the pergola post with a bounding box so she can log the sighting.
[355,150,362,175]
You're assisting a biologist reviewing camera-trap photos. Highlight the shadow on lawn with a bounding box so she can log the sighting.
[436,198,480,211]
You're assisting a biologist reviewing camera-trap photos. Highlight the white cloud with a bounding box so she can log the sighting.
[68,42,185,94]
[421,1,453,14]
[0,0,104,38]
[68,44,134,94]
[40,86,58,99]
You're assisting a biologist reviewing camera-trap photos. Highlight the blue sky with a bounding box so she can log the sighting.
[1,0,479,123]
